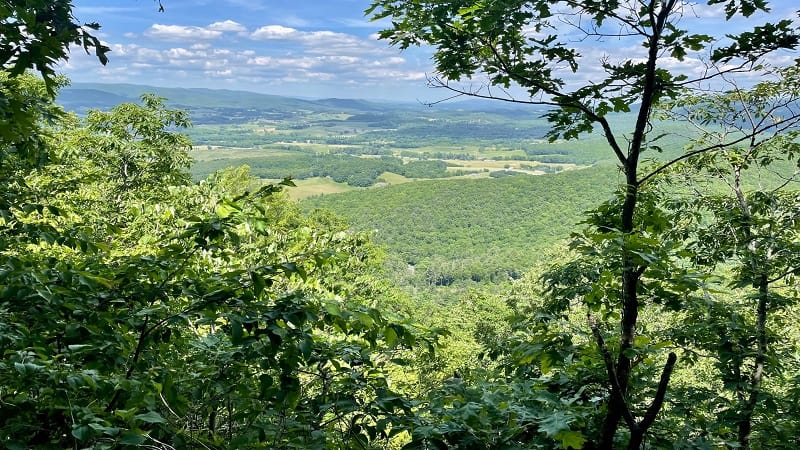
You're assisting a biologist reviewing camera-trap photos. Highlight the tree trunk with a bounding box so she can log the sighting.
[590,2,678,447]
[730,160,767,450]
[737,274,768,450]
[596,182,640,449]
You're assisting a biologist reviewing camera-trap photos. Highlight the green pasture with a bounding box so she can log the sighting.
[376,171,417,185]
[285,177,354,200]
[191,146,297,161]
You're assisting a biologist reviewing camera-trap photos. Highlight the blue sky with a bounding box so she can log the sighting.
[63,1,799,101]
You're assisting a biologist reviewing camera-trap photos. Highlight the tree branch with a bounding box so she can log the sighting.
[639,117,800,185]
[588,314,636,429]
[638,352,677,431]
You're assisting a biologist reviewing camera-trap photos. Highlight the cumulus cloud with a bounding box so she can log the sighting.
[71,35,424,88]
[302,31,370,55]
[208,20,247,32]
[247,56,320,70]
[250,25,298,40]
[250,25,392,57]
[145,24,223,41]
[65,14,435,99]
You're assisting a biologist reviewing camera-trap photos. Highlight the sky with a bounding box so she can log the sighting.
[63,1,800,102]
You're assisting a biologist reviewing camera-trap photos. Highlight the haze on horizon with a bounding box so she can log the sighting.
[64,0,799,102]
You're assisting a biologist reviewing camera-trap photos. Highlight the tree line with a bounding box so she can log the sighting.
[193,153,474,186]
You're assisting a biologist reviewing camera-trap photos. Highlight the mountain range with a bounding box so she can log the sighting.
[57,83,547,121]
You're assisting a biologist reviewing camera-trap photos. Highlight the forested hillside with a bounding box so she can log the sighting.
[304,166,618,287]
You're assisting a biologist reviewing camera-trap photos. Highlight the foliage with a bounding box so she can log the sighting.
[7,0,800,447]
[193,154,465,187]
[654,66,800,449]
[0,0,109,93]
[60,83,627,175]
[0,72,65,177]
[0,87,439,449]
[55,94,194,215]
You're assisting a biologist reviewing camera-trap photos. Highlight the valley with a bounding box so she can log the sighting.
[54,82,800,294]
[57,83,686,297]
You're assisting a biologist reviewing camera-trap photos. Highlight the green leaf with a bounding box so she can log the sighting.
[556,430,587,449]
[118,431,147,445]
[89,423,120,436]
[14,362,44,374]
[231,319,244,345]
[539,411,572,437]
[67,344,92,351]
[298,338,313,359]
[325,302,341,317]
[384,325,398,347]
[75,271,115,288]
[611,97,630,113]
[215,201,239,218]
[252,271,268,297]
[134,410,166,424]
[71,425,91,441]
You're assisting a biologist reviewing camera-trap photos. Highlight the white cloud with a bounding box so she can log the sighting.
[359,65,428,81]
[250,25,299,40]
[301,31,366,54]
[208,20,247,32]
[246,56,320,70]
[302,72,335,81]
[145,24,223,41]
[250,25,393,57]
[280,15,312,28]
[103,41,427,86]
[166,47,195,58]
[206,68,234,77]
[65,16,435,99]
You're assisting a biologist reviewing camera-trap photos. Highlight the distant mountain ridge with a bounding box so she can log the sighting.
[57,83,551,120]
[58,83,411,116]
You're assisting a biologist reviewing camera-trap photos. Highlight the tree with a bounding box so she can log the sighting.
[1,0,109,216]
[658,65,800,449]
[367,0,800,447]
[71,94,192,211]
